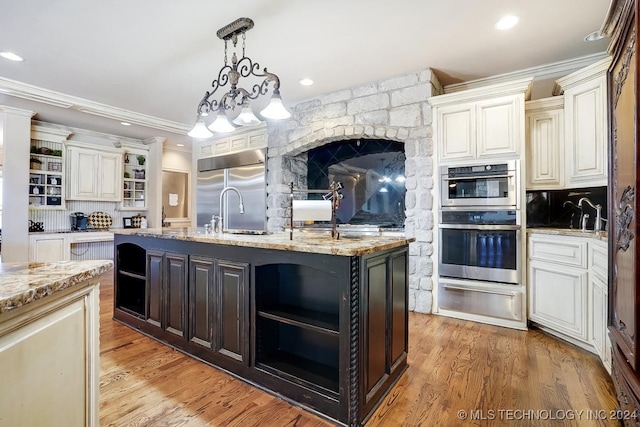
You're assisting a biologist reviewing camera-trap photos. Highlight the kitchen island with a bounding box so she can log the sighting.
[113,229,413,426]
[0,260,113,427]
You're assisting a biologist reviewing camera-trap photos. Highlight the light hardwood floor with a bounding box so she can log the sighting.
[99,272,620,426]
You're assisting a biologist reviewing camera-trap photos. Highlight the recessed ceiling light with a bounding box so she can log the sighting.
[584,31,604,42]
[299,78,314,86]
[495,15,519,31]
[176,143,185,147]
[0,51,24,62]
[120,122,131,126]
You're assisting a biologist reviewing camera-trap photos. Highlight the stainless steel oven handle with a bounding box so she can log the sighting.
[442,283,518,297]
[439,224,521,230]
[442,174,514,181]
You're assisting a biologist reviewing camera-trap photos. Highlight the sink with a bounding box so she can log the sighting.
[225,230,271,235]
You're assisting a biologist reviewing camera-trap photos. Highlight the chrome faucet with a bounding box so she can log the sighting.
[218,187,245,233]
[577,197,602,232]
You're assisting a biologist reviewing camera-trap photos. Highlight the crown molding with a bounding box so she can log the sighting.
[428,77,533,107]
[443,52,609,94]
[552,56,612,95]
[0,76,191,135]
[0,105,36,117]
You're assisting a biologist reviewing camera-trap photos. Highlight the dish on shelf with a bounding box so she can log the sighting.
[88,211,113,229]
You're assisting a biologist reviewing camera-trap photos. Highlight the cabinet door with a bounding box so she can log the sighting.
[526,107,564,189]
[29,235,69,262]
[68,148,99,199]
[476,95,520,158]
[98,152,122,200]
[165,253,188,339]
[390,250,407,369]
[215,260,249,363]
[436,103,475,161]
[564,74,608,188]
[146,251,164,328]
[189,256,215,349]
[362,255,389,399]
[590,272,609,369]
[529,260,588,342]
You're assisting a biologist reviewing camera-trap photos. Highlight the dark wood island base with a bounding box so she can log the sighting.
[113,230,412,426]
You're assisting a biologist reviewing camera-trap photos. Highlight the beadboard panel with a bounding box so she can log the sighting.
[70,241,114,261]
[29,201,145,232]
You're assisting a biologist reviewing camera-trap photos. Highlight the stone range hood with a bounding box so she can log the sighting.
[264,68,441,313]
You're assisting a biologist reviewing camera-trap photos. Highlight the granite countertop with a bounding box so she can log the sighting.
[527,227,608,242]
[115,228,415,256]
[0,260,113,313]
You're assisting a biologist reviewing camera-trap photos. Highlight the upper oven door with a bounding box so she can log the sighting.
[440,160,518,208]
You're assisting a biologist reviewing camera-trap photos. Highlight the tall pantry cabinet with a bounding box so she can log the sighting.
[604,0,640,423]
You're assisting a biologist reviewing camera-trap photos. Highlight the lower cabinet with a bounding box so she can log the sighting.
[146,251,188,339]
[529,261,588,341]
[528,233,610,370]
[189,257,249,364]
[29,234,70,262]
[113,235,409,427]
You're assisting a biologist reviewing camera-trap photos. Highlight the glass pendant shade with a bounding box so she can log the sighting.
[260,94,291,119]
[207,111,236,133]
[188,117,214,138]
[232,104,262,126]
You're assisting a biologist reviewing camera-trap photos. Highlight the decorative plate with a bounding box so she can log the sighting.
[88,211,113,229]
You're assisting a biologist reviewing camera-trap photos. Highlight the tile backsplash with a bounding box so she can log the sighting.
[28,201,146,232]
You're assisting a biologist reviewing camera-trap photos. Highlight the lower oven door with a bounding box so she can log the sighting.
[438,278,523,321]
[439,225,521,284]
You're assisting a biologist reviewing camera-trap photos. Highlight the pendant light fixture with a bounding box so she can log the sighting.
[188,17,291,138]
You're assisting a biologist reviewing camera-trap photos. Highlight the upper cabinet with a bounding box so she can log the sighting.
[122,150,148,210]
[29,124,72,210]
[554,57,611,189]
[429,78,532,163]
[197,126,267,159]
[67,144,123,201]
[525,97,565,190]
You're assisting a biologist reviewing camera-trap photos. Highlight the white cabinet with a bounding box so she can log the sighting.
[554,58,611,188]
[0,277,100,427]
[528,234,588,342]
[29,234,70,262]
[198,126,267,159]
[429,78,531,163]
[122,150,148,210]
[434,103,475,160]
[527,232,610,370]
[67,146,122,201]
[476,96,521,158]
[525,97,564,190]
[589,239,610,372]
[29,125,71,209]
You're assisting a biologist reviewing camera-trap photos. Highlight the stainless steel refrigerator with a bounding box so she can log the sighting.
[197,149,266,231]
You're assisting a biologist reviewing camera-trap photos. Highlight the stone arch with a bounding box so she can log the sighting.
[264,69,439,313]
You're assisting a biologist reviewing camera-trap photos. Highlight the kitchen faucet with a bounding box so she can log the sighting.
[218,187,245,233]
[577,197,603,232]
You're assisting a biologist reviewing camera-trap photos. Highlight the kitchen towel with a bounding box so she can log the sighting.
[292,200,332,221]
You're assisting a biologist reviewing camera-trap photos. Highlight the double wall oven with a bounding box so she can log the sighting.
[437,160,525,328]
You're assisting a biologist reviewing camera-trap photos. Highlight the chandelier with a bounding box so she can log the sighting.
[188,17,291,138]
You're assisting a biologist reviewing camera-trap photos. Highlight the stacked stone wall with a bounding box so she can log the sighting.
[265,69,442,312]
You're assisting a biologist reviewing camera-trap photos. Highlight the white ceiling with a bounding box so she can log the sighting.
[0,0,611,148]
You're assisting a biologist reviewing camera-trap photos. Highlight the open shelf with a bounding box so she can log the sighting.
[115,243,147,317]
[257,305,339,336]
[255,317,339,398]
[257,350,339,398]
[119,270,146,281]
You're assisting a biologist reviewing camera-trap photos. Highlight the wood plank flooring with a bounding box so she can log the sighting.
[99,272,620,426]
